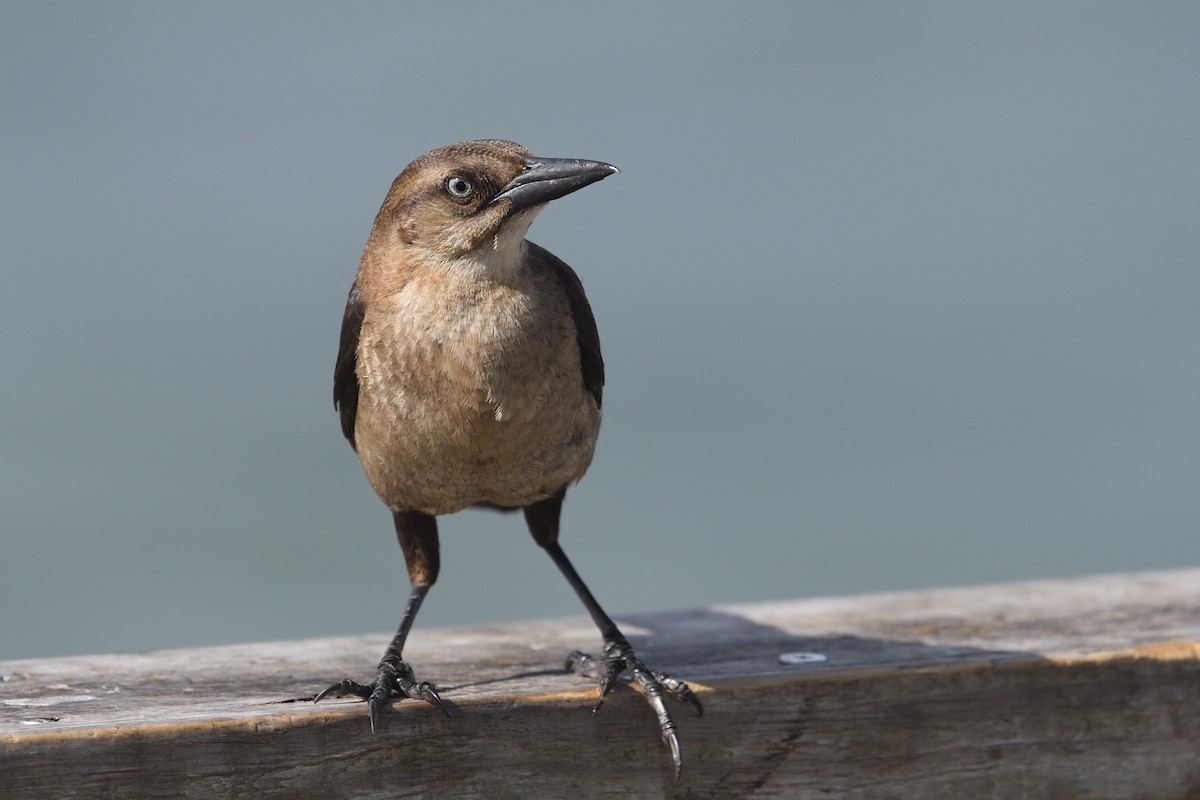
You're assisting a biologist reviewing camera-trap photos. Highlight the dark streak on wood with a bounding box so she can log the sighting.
[3,569,1200,799]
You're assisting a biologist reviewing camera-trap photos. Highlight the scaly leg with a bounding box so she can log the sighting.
[314,510,447,726]
[524,491,702,779]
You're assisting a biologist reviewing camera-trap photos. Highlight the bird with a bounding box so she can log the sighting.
[314,140,702,778]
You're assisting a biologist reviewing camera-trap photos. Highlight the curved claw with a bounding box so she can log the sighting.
[316,660,447,730]
[566,649,622,715]
[388,660,449,719]
[367,685,390,733]
[665,728,683,781]
[656,670,704,717]
[625,655,683,777]
[592,673,614,715]
[313,678,372,704]
[412,681,450,719]
[566,644,699,780]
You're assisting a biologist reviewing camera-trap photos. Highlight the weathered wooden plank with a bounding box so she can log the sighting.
[3,568,1200,799]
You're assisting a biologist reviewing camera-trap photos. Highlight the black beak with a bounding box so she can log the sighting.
[490,156,619,215]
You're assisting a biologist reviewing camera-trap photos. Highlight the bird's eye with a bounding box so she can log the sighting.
[445,175,473,198]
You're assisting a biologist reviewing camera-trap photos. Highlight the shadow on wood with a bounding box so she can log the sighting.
[3,569,1200,798]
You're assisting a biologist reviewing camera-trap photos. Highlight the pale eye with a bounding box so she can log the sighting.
[445,175,473,198]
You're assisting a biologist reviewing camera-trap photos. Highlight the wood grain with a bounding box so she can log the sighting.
[4,568,1200,798]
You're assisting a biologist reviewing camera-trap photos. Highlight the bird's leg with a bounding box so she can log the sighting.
[524,492,702,780]
[546,540,703,776]
[314,582,445,727]
[314,510,447,727]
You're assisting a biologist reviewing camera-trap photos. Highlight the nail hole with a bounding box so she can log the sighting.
[778,652,827,665]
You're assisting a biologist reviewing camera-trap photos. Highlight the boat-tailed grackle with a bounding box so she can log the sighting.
[314,140,701,778]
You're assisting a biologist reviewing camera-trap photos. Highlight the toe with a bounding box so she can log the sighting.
[313,679,372,703]
[656,671,704,716]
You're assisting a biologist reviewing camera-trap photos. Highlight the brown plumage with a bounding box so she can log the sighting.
[315,140,700,778]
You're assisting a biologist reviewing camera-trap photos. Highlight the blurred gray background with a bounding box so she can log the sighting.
[3,2,1197,660]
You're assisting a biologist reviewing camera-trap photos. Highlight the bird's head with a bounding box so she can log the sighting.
[369,139,618,270]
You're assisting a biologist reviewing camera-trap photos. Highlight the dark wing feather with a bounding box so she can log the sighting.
[527,241,605,409]
[333,279,365,448]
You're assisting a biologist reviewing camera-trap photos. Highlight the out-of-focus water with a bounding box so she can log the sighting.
[3,2,1198,659]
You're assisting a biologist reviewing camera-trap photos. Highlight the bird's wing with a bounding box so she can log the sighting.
[527,241,605,409]
[333,279,365,448]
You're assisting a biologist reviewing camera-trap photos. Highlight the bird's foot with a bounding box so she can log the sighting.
[314,657,448,731]
[566,640,702,779]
